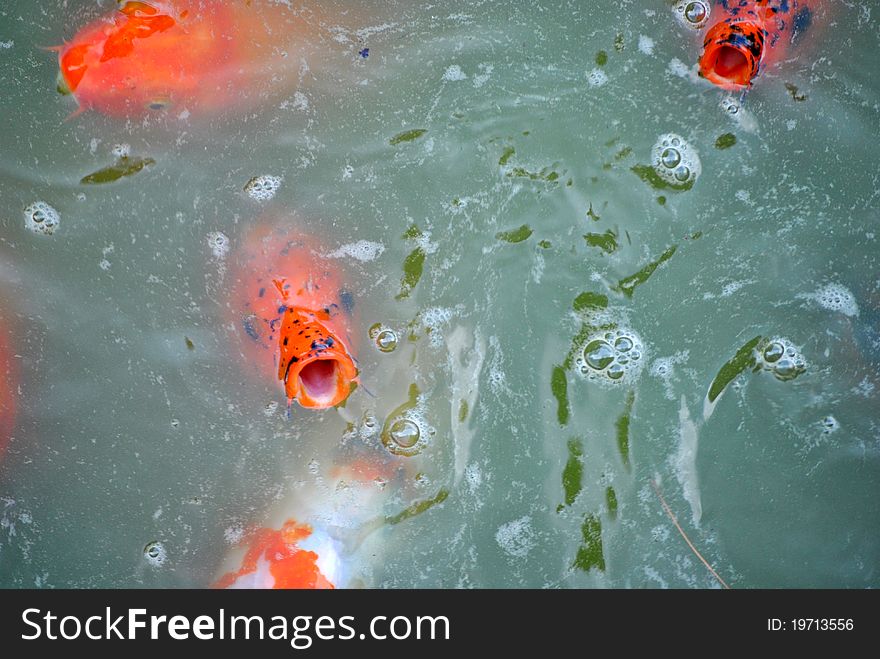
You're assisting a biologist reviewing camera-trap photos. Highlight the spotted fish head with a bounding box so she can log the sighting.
[699,19,765,89]
[277,307,358,409]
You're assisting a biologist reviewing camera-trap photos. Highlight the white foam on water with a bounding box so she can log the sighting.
[324,240,386,262]
[443,64,467,81]
[495,516,535,558]
[675,395,702,527]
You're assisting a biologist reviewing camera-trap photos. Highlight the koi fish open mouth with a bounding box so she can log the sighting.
[699,22,764,90]
[276,306,357,410]
[284,352,357,409]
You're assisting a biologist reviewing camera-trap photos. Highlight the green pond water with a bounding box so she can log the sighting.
[0,0,878,588]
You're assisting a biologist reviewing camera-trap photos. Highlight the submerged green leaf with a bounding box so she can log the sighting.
[584,229,618,254]
[498,146,516,166]
[572,291,608,314]
[496,224,533,243]
[784,82,807,102]
[389,128,427,145]
[615,390,635,469]
[396,248,425,300]
[707,335,762,403]
[631,164,694,191]
[80,157,155,185]
[507,166,560,183]
[559,438,584,511]
[612,245,677,298]
[573,513,605,573]
[605,486,618,520]
[384,489,449,525]
[715,133,737,150]
[551,365,570,426]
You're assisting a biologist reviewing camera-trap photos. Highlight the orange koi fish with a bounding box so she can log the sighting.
[699,1,818,90]
[215,458,399,589]
[56,0,321,118]
[0,314,16,461]
[215,520,339,589]
[231,222,358,409]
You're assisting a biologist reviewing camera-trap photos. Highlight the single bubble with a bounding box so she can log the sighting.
[207,231,229,258]
[614,336,634,352]
[584,340,615,371]
[763,341,784,363]
[673,165,691,182]
[786,346,796,357]
[363,414,377,430]
[389,418,420,448]
[143,541,167,567]
[617,355,629,365]
[671,137,681,147]
[660,147,681,169]
[375,328,398,353]
[606,363,625,380]
[685,2,707,24]
[630,350,641,361]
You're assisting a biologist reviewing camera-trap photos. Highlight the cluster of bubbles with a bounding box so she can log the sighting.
[819,415,840,435]
[206,231,230,259]
[143,541,167,567]
[111,143,131,158]
[587,68,608,87]
[813,283,859,317]
[576,328,645,384]
[381,408,433,457]
[244,174,282,201]
[23,201,60,236]
[757,337,807,381]
[651,134,701,188]
[673,1,710,29]
[369,323,398,353]
[325,240,386,262]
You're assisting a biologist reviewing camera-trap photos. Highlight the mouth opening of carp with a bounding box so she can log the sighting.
[298,359,342,404]
[704,45,752,87]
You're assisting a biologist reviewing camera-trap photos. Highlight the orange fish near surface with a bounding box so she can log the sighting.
[215,520,338,589]
[57,0,321,118]
[0,313,17,462]
[231,222,358,409]
[699,1,818,90]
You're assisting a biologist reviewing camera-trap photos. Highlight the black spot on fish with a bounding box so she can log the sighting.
[278,306,287,314]
[325,337,334,347]
[283,338,288,346]
[243,316,259,341]
[258,287,266,298]
[339,290,354,314]
[791,6,812,42]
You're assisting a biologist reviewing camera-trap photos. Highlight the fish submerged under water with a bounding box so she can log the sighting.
[215,520,341,589]
[229,221,359,410]
[55,0,328,118]
[698,0,819,90]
